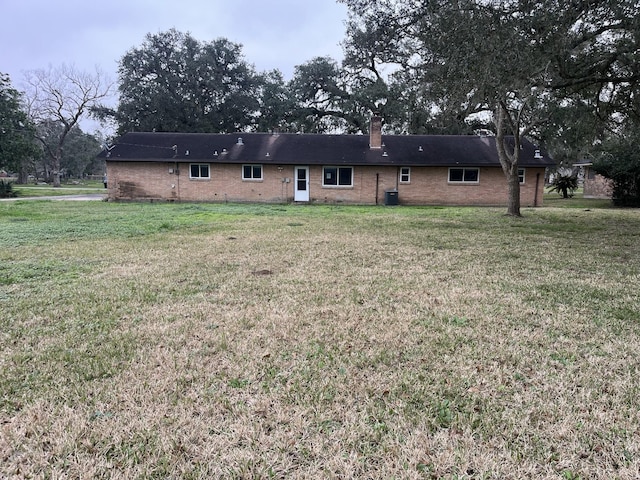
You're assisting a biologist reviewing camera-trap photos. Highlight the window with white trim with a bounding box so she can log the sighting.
[243,164,263,180]
[400,167,411,183]
[448,167,479,183]
[190,164,210,179]
[323,166,353,187]
[518,168,526,184]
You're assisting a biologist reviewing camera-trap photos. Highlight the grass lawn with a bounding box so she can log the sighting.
[12,180,105,197]
[0,200,639,479]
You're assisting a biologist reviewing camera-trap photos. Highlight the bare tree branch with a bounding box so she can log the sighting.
[23,64,113,186]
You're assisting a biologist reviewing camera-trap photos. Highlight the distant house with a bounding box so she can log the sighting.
[102,117,554,206]
[573,162,612,199]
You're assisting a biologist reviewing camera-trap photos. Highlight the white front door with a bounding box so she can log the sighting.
[294,166,309,202]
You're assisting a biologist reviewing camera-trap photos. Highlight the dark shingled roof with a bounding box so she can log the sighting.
[102,132,554,168]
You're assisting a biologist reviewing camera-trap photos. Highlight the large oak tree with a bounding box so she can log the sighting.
[340,0,640,215]
[114,29,261,134]
[108,30,414,136]
[23,64,112,187]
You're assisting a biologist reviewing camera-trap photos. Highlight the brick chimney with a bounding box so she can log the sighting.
[369,115,382,149]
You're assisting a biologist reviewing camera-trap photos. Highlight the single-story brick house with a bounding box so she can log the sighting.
[103,117,554,206]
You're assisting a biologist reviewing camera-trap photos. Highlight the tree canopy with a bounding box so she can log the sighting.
[0,73,39,174]
[23,64,113,186]
[594,128,640,206]
[108,30,392,135]
[339,0,640,214]
[32,120,103,179]
[113,29,261,134]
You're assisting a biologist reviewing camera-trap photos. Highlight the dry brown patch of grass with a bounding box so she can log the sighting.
[1,205,640,478]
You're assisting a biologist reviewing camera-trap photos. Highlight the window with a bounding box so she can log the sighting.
[243,164,263,180]
[518,168,526,184]
[400,167,411,183]
[190,164,210,179]
[323,166,353,187]
[449,167,479,183]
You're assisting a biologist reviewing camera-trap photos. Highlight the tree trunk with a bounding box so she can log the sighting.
[506,164,521,216]
[496,143,522,216]
[52,147,62,187]
[52,158,61,187]
[495,103,522,217]
[17,164,29,184]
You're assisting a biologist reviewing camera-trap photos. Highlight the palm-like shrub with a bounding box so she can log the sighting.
[548,174,578,198]
[0,180,17,198]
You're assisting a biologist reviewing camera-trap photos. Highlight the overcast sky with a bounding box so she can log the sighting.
[2,0,349,89]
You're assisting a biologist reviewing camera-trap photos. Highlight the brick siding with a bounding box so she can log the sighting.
[107,162,547,206]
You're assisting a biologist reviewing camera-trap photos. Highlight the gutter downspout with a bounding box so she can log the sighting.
[534,172,540,206]
[175,161,180,201]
